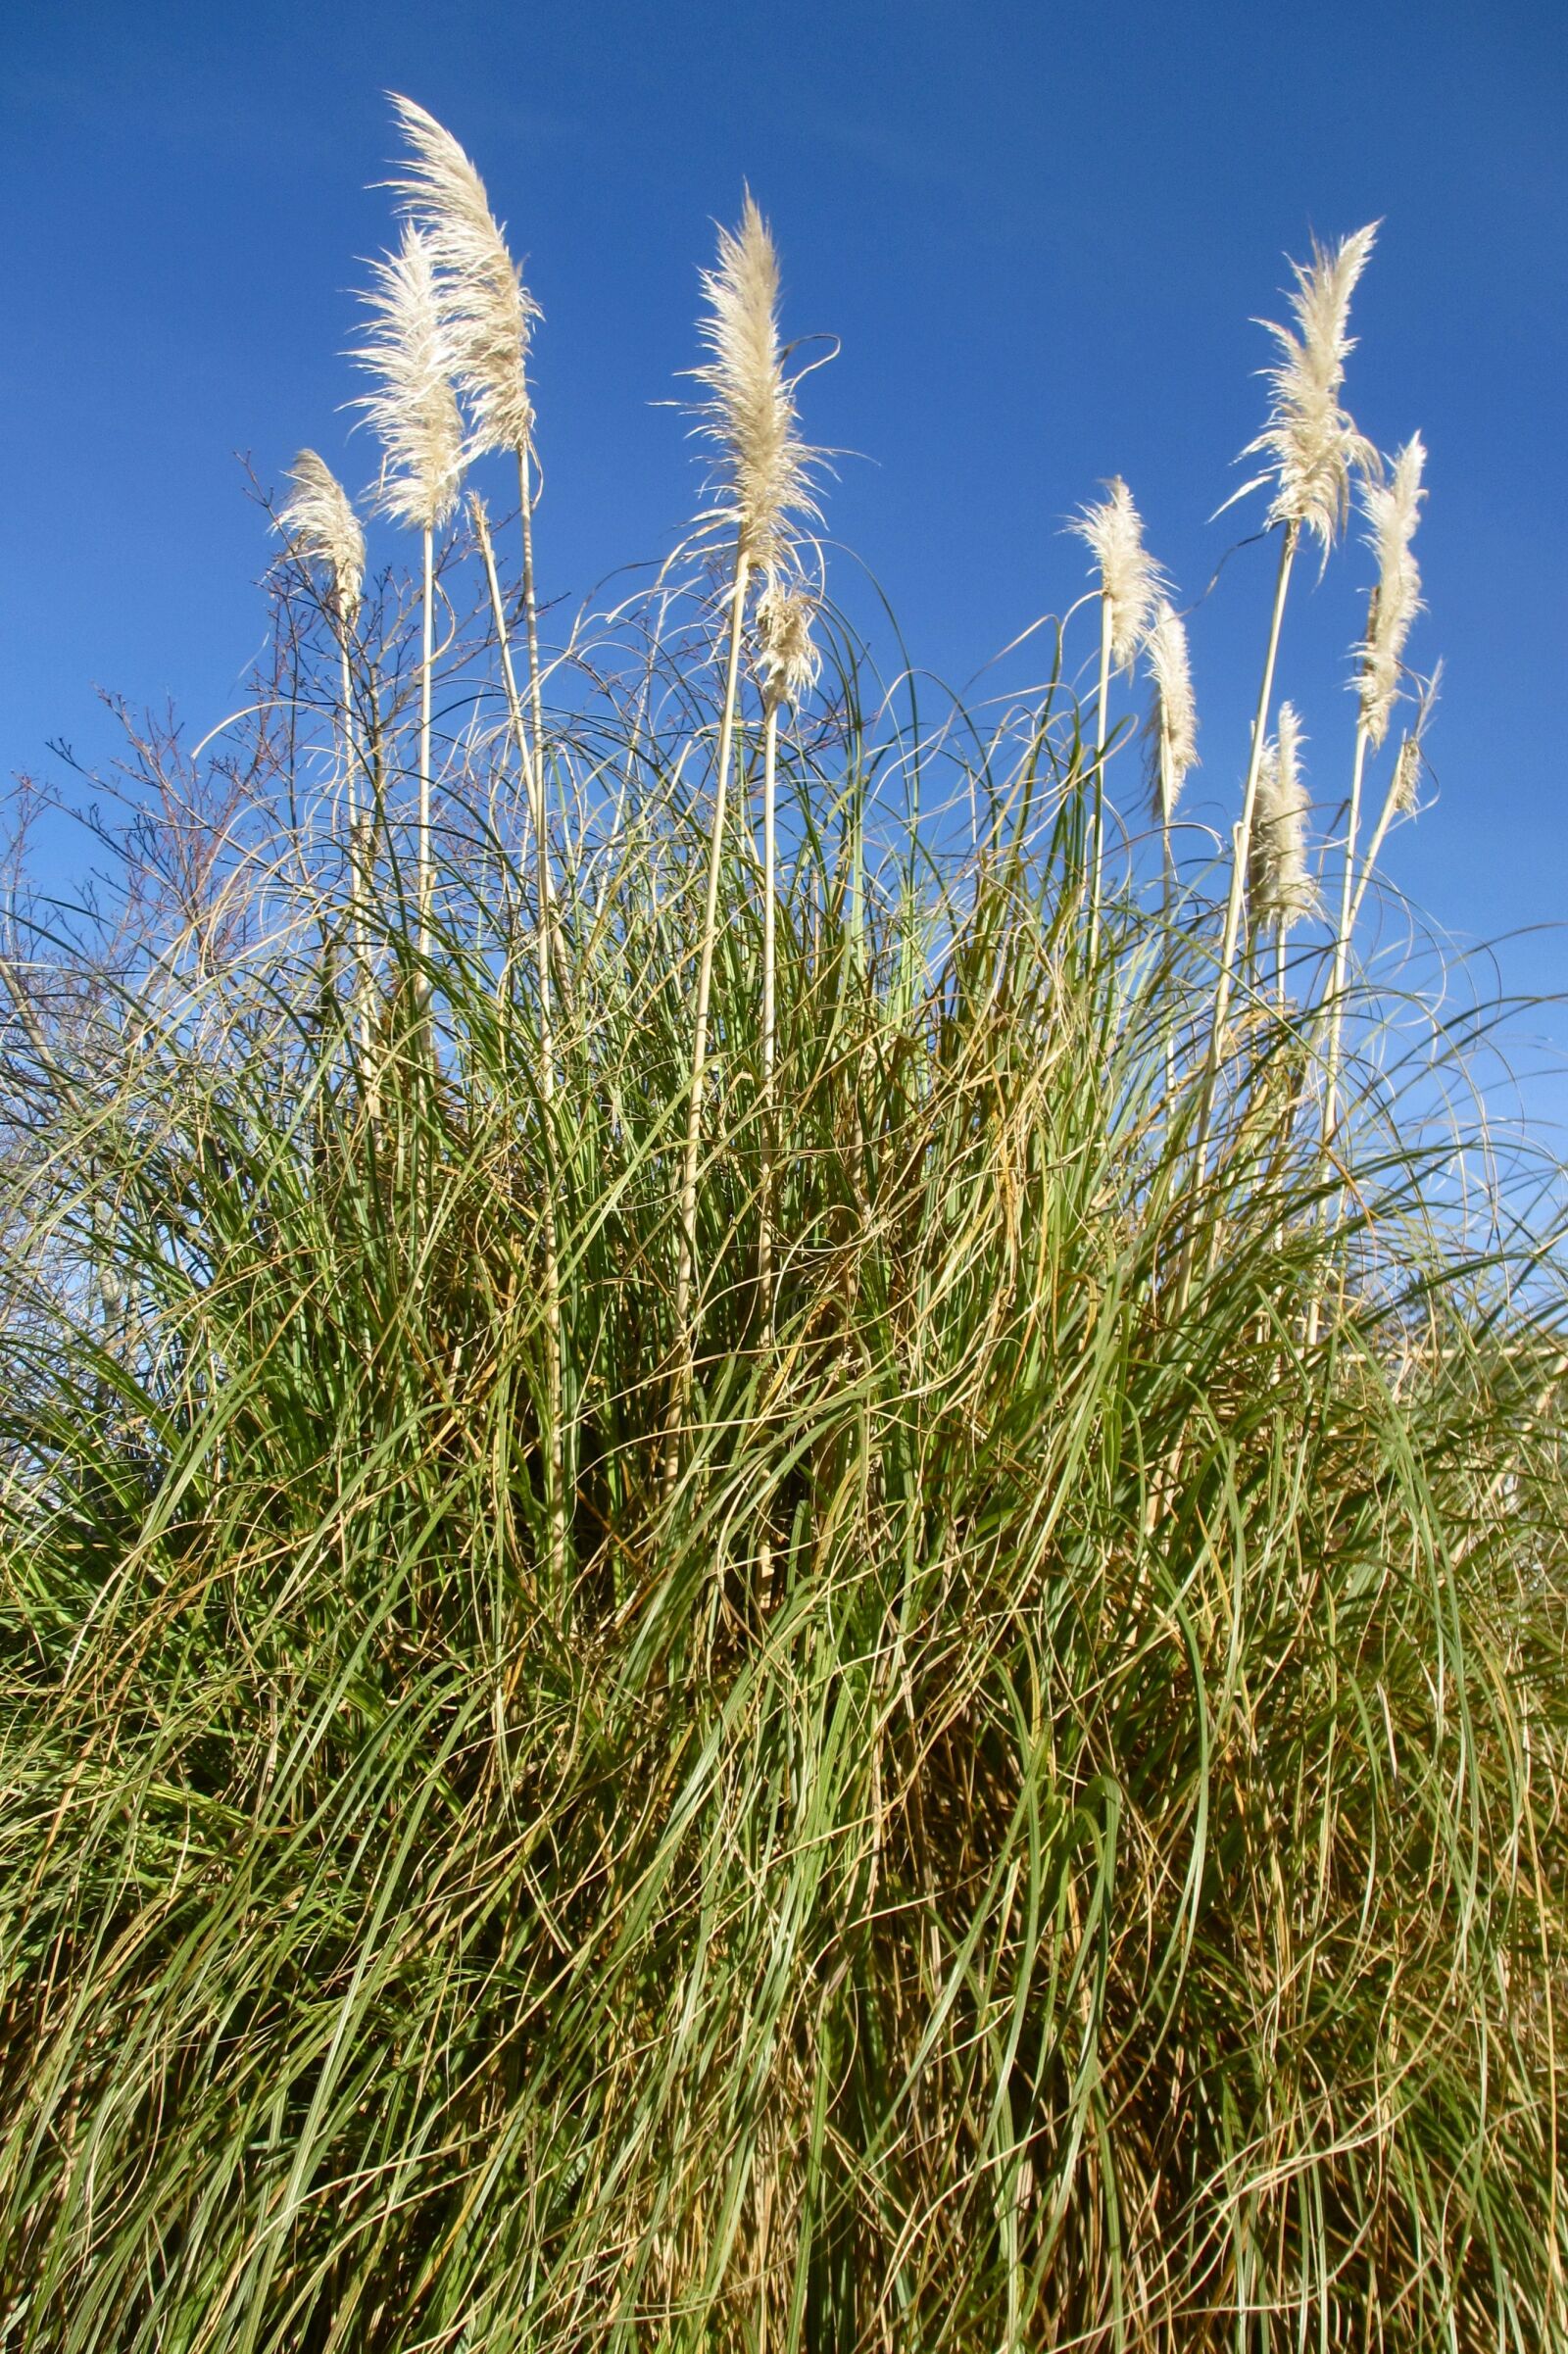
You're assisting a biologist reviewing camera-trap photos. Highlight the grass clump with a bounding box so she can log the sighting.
[1,105,1565,2352]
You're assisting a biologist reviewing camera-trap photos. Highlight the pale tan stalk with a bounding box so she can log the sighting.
[1348,769,1401,936]
[1184,518,1299,1294]
[515,449,576,1030]
[1320,720,1370,1160]
[664,555,753,1492]
[473,495,564,1594]
[416,526,435,993]
[517,452,547,835]
[338,631,374,1075]
[1088,598,1113,962]
[1189,221,1377,1288]
[1317,433,1425,1204]
[753,573,818,1586]
[1072,479,1163,957]
[664,193,816,1489]
[350,223,463,1019]
[386,101,566,1019]
[758,690,781,1596]
[275,450,371,1073]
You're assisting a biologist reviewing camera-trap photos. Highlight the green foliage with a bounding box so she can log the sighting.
[1,562,1564,2352]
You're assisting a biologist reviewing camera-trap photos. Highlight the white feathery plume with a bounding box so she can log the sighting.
[351,224,465,533]
[1144,597,1199,816]
[1071,477,1165,671]
[756,573,820,710]
[693,194,817,578]
[1236,223,1381,554]
[388,94,538,461]
[1390,727,1422,815]
[1250,702,1316,931]
[1356,434,1426,747]
[276,450,365,621]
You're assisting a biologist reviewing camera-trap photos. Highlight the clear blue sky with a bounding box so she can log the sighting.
[3,0,1564,1130]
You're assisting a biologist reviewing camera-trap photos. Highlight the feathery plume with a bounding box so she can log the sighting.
[756,574,820,710]
[1390,729,1421,815]
[1071,478,1166,670]
[1144,597,1199,813]
[1356,434,1426,746]
[275,450,365,621]
[1251,701,1316,929]
[694,195,816,576]
[351,224,465,533]
[1237,223,1380,553]
[388,94,538,461]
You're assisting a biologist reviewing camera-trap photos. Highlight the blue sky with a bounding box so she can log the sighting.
[3,0,1564,1130]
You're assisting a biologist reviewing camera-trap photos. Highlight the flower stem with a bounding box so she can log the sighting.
[665,553,753,1495]
[1182,521,1298,1297]
[474,498,566,1604]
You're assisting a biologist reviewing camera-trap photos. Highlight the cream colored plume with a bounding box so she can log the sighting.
[388,94,538,461]
[276,450,365,620]
[351,224,465,533]
[756,573,820,710]
[1144,597,1199,811]
[1237,224,1380,552]
[694,194,816,574]
[1356,434,1426,746]
[1251,701,1316,928]
[1391,661,1441,814]
[1071,477,1165,670]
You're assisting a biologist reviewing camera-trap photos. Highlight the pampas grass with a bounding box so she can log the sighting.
[753,572,818,1589]
[388,97,554,958]
[1190,225,1380,1237]
[1144,594,1199,882]
[275,452,371,1062]
[388,93,538,465]
[351,223,464,977]
[1351,660,1441,930]
[1072,477,1165,953]
[667,194,817,1480]
[1357,433,1427,749]
[1321,434,1428,1175]
[1236,221,1381,555]
[2,123,1564,2354]
[1250,700,1316,993]
[276,447,366,620]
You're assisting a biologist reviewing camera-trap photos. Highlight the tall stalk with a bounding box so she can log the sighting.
[1319,721,1369,1165]
[338,627,373,1074]
[1088,596,1113,963]
[416,525,436,993]
[1187,521,1298,1213]
[757,685,781,1594]
[1072,478,1162,965]
[664,554,752,1490]
[474,497,565,1596]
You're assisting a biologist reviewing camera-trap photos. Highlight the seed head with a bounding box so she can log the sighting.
[388,94,539,462]
[1251,701,1316,930]
[1071,478,1166,671]
[1357,434,1426,747]
[1236,224,1380,554]
[1390,660,1442,817]
[276,450,365,622]
[756,573,820,710]
[694,194,818,576]
[1143,597,1199,815]
[351,224,465,534]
